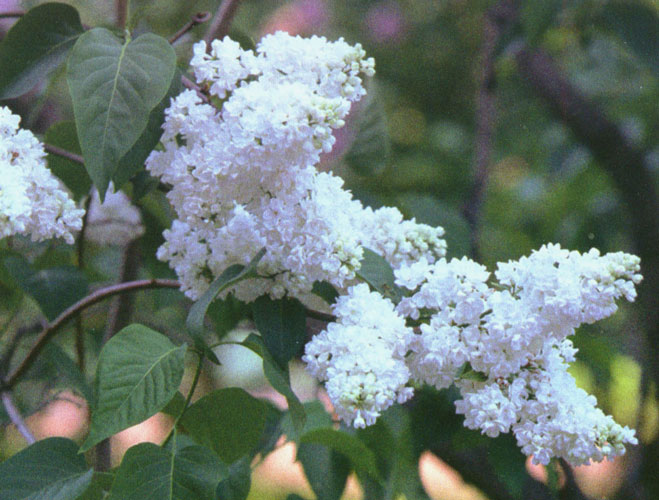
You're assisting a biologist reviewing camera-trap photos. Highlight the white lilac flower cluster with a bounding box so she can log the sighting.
[305,244,642,465]
[0,106,83,244]
[303,283,415,427]
[146,32,445,302]
[149,33,641,466]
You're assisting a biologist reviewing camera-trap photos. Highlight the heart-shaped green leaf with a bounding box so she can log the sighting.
[67,28,176,197]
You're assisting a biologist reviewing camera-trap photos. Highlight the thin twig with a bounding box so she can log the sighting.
[181,74,210,103]
[75,195,92,372]
[1,391,36,444]
[169,11,211,45]
[44,143,85,165]
[204,0,242,44]
[0,11,24,19]
[1,279,180,389]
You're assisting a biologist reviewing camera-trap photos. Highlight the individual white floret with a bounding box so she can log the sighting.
[0,106,83,244]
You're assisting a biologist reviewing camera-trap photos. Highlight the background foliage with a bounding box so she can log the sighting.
[0,1,657,499]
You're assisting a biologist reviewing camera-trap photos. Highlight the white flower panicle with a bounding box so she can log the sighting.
[85,184,145,246]
[392,243,641,465]
[147,32,445,302]
[147,32,640,467]
[303,284,414,428]
[0,106,83,244]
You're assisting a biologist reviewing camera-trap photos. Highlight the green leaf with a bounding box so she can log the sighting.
[0,3,84,99]
[81,324,187,451]
[456,362,488,382]
[300,429,380,479]
[280,401,332,441]
[598,2,659,77]
[0,437,93,500]
[4,256,88,321]
[251,295,307,369]
[215,457,251,500]
[108,443,227,500]
[356,248,402,303]
[185,249,266,364]
[112,68,183,189]
[344,81,390,176]
[186,248,266,339]
[161,391,186,418]
[67,28,176,197]
[241,334,306,437]
[180,387,269,463]
[311,281,339,305]
[44,121,90,201]
[298,442,350,500]
[37,343,93,403]
[206,295,251,340]
[76,472,115,500]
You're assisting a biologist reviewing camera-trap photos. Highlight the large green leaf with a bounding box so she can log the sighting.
[355,248,402,303]
[299,428,380,480]
[0,437,93,500]
[112,68,182,189]
[0,3,84,99]
[44,121,91,201]
[81,324,187,451]
[241,334,306,437]
[108,443,227,500]
[251,295,307,369]
[180,388,268,463]
[67,28,176,197]
[215,457,251,500]
[4,256,88,321]
[298,443,350,500]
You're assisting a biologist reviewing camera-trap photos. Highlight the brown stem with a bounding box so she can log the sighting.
[103,240,141,343]
[116,0,128,30]
[462,2,516,259]
[1,391,36,444]
[1,279,180,389]
[204,0,242,44]
[44,143,84,165]
[169,11,211,45]
[181,74,210,103]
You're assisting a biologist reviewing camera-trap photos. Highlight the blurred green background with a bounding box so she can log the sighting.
[1,1,657,499]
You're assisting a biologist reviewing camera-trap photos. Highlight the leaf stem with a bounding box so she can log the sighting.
[0,11,24,18]
[204,0,242,44]
[169,11,211,45]
[116,0,128,30]
[1,279,181,389]
[1,390,36,444]
[162,351,204,448]
[44,143,85,165]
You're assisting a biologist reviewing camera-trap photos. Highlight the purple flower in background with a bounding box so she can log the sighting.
[365,1,407,45]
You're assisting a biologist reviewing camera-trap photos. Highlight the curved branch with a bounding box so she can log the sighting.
[169,11,211,44]
[204,0,242,44]
[1,391,36,444]
[2,279,181,388]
